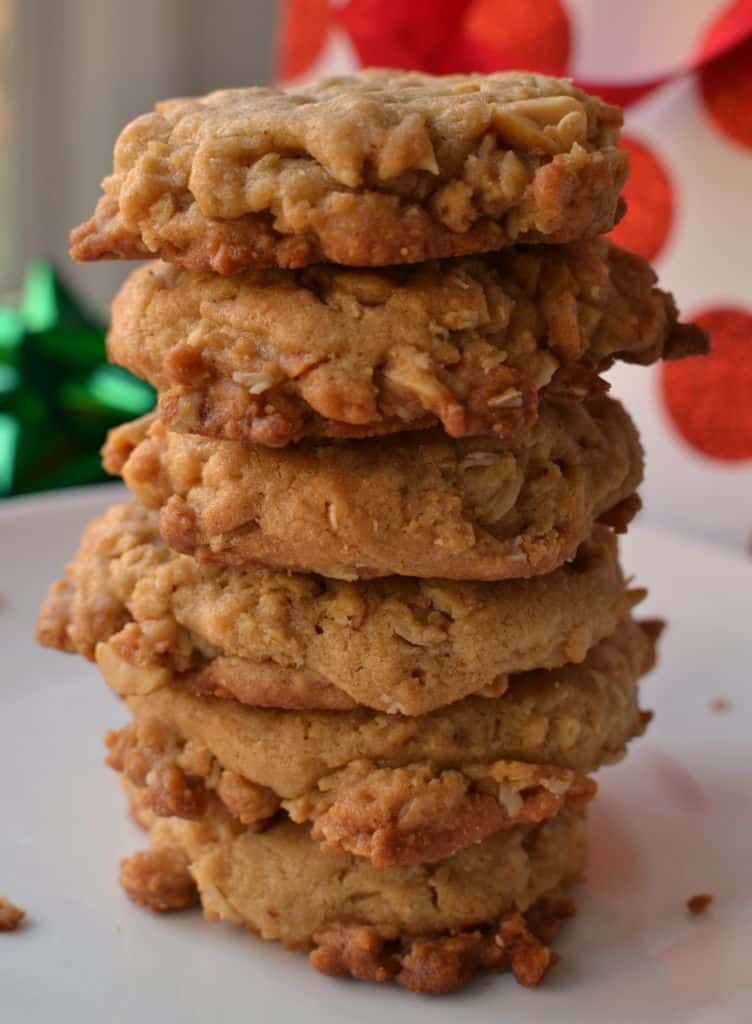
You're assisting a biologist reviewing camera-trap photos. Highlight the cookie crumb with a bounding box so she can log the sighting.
[709,697,732,712]
[687,893,713,916]
[0,895,26,931]
[120,846,198,913]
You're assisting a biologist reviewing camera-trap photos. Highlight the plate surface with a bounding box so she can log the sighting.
[1,484,750,1023]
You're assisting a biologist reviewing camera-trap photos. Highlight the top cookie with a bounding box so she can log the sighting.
[70,69,627,272]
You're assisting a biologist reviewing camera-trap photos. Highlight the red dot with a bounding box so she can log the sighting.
[339,0,475,71]
[337,0,570,76]
[607,135,674,261]
[661,307,752,462]
[465,0,570,76]
[697,0,752,63]
[700,35,752,150]
[278,0,332,81]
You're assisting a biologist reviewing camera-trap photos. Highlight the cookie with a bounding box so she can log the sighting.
[37,501,636,715]
[121,779,585,993]
[107,242,707,446]
[108,709,595,867]
[103,395,643,581]
[70,69,627,273]
[101,619,654,821]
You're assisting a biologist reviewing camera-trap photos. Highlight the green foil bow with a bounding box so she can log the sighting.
[0,261,154,496]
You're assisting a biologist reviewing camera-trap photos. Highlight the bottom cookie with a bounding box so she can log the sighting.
[121,779,584,993]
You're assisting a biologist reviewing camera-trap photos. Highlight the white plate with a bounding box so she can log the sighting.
[1,484,750,1023]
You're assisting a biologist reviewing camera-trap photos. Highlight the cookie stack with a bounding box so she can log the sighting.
[37,70,707,994]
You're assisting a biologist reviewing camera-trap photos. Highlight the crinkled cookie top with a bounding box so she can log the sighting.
[70,69,627,271]
[119,69,621,202]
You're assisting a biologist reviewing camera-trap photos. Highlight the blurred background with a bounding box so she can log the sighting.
[1,0,751,555]
[3,0,278,310]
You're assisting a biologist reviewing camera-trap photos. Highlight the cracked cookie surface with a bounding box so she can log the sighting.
[102,619,655,811]
[71,69,627,272]
[107,241,706,446]
[122,778,585,993]
[103,395,643,581]
[37,501,636,715]
[108,706,597,867]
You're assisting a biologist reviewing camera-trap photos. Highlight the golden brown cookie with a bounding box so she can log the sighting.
[102,614,654,864]
[103,395,643,581]
[122,778,585,993]
[37,501,636,715]
[70,70,627,273]
[107,704,596,868]
[107,242,706,446]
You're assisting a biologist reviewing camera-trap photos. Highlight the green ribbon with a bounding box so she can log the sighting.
[0,261,154,496]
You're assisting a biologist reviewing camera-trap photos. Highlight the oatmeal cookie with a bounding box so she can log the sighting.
[70,70,627,272]
[103,395,643,581]
[107,242,706,446]
[37,501,635,715]
[122,779,584,993]
[108,705,596,867]
[103,619,654,821]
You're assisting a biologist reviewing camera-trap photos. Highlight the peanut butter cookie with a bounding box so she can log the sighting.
[102,619,655,819]
[108,241,706,445]
[122,779,585,993]
[109,710,595,868]
[71,70,627,272]
[103,396,643,580]
[37,502,636,715]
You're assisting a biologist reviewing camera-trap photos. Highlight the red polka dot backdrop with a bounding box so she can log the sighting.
[607,136,675,261]
[336,0,571,75]
[278,0,332,80]
[662,308,752,462]
[698,0,752,63]
[463,0,571,76]
[700,35,752,149]
[277,0,752,553]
